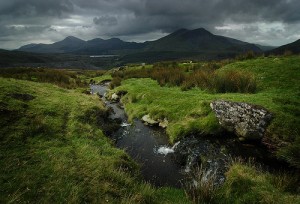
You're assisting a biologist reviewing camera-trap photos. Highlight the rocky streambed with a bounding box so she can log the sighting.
[90,84,285,188]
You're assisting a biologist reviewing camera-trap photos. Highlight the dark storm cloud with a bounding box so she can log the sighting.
[122,0,300,34]
[0,0,73,17]
[0,0,299,49]
[93,16,118,26]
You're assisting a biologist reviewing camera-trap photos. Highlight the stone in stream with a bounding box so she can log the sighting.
[111,93,119,101]
[210,100,273,141]
[142,114,159,126]
[142,114,169,128]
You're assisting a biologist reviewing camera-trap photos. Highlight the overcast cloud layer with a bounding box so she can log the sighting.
[0,0,299,49]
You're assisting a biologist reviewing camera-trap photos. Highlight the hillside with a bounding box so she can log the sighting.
[144,28,261,53]
[0,76,188,203]
[19,37,144,55]
[18,36,143,55]
[0,49,48,66]
[269,39,300,55]
[0,49,120,69]
[18,36,86,53]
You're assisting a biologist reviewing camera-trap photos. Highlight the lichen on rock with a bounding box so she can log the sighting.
[210,100,273,141]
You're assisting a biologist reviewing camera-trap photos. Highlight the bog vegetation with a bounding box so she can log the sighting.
[1,54,299,203]
[111,61,257,93]
[110,55,300,169]
[0,68,107,89]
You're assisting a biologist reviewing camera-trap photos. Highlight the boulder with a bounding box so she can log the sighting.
[210,100,273,141]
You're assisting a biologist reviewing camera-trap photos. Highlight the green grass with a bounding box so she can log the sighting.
[0,68,87,89]
[92,74,112,83]
[112,55,300,167]
[0,77,190,203]
[215,160,300,204]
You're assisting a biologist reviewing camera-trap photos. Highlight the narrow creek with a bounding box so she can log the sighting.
[91,84,230,188]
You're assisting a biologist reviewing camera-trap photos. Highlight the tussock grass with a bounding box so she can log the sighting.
[111,60,256,93]
[216,159,300,204]
[182,69,256,93]
[184,165,218,204]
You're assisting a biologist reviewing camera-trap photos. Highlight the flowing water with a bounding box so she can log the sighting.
[90,84,285,188]
[90,84,229,187]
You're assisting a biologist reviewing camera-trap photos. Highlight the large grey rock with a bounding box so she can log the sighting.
[210,100,272,141]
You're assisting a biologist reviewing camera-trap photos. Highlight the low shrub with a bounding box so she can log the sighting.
[235,51,257,61]
[0,68,86,88]
[110,62,257,94]
[182,69,256,93]
[109,76,122,89]
[214,70,257,93]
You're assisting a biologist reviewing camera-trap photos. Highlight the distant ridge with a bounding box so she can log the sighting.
[18,28,262,58]
[143,28,261,53]
[268,39,300,55]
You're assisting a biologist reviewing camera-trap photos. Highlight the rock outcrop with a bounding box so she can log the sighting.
[210,100,273,141]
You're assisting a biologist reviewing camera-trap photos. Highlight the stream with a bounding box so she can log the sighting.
[90,84,230,188]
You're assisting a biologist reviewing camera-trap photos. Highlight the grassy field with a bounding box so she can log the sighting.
[1,56,299,203]
[0,77,189,203]
[105,55,300,203]
[111,55,300,168]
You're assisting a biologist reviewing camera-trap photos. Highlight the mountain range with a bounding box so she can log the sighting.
[18,28,262,58]
[1,28,298,68]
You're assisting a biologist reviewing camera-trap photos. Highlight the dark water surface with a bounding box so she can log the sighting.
[91,84,186,187]
[90,84,286,188]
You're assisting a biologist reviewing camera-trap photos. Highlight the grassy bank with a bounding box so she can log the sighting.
[0,77,189,203]
[111,55,300,168]
[183,159,299,204]
[215,160,300,203]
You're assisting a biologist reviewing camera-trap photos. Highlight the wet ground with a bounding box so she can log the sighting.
[91,84,229,187]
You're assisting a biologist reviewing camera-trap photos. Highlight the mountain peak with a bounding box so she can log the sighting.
[190,28,212,36]
[63,36,84,42]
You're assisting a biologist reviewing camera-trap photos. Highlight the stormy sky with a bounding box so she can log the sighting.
[0,0,300,49]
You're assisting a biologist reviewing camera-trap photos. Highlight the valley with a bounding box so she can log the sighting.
[1,55,299,203]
